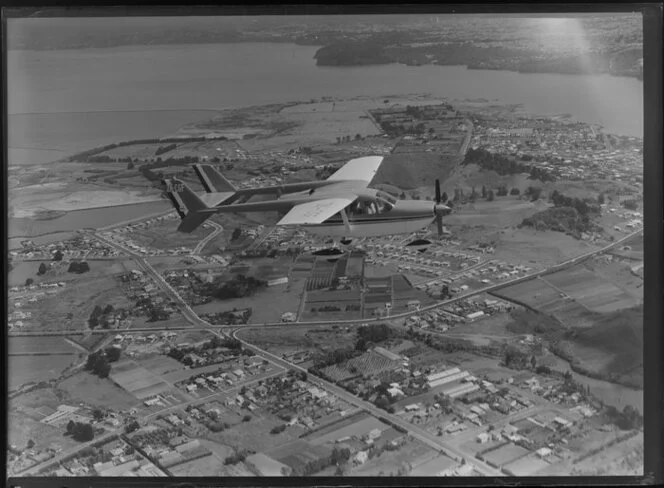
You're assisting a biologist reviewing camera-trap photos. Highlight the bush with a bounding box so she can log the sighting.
[270,424,286,435]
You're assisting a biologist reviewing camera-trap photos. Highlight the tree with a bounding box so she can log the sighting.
[400,192,406,200]
[597,192,605,204]
[242,415,251,422]
[92,409,104,422]
[510,188,520,196]
[127,161,135,170]
[53,250,64,261]
[67,420,76,434]
[481,185,487,199]
[355,133,362,140]
[441,191,448,203]
[105,346,121,362]
[25,278,34,287]
[487,189,495,202]
[94,356,111,378]
[530,355,537,369]
[78,423,94,442]
[37,263,47,275]
[27,439,35,449]
[529,187,542,202]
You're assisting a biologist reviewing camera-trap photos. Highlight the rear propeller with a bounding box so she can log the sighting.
[433,179,451,238]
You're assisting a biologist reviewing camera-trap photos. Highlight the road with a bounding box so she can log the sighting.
[193,221,223,254]
[10,225,642,476]
[14,430,120,477]
[9,227,643,338]
[225,328,503,477]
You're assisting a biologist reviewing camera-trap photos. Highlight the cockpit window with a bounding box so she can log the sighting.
[377,191,397,205]
[376,197,394,212]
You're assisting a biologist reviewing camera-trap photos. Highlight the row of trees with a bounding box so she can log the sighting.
[69,135,226,162]
[355,323,393,351]
[84,347,121,378]
[336,134,363,144]
[65,420,95,442]
[68,261,90,274]
[201,274,268,300]
[463,147,556,182]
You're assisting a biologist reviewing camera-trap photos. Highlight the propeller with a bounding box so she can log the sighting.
[433,179,451,238]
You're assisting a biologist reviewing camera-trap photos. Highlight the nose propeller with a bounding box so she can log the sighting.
[433,179,451,238]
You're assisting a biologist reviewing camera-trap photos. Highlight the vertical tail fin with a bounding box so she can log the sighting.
[192,164,237,193]
[163,178,213,233]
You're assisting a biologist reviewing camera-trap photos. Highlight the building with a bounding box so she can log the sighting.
[429,371,470,389]
[405,404,420,412]
[466,311,485,321]
[536,447,553,459]
[477,432,491,444]
[267,277,289,287]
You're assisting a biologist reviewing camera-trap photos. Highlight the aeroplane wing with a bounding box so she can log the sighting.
[277,197,355,226]
[326,156,384,184]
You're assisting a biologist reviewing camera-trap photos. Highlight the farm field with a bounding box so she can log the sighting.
[236,326,357,358]
[58,371,141,411]
[109,360,172,399]
[9,355,78,391]
[9,336,80,355]
[542,268,638,313]
[66,333,108,351]
[491,278,562,310]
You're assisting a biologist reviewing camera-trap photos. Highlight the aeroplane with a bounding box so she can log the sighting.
[163,156,451,243]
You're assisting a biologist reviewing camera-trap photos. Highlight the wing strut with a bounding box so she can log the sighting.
[340,208,351,233]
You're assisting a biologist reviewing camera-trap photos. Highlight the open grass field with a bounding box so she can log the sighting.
[503,452,551,476]
[9,336,80,355]
[193,281,304,324]
[211,415,307,454]
[169,439,234,476]
[446,197,547,229]
[569,431,643,476]
[8,412,81,453]
[136,355,186,376]
[490,226,601,267]
[109,360,172,400]
[409,454,458,476]
[58,371,141,411]
[9,355,79,391]
[492,278,562,310]
[352,439,439,476]
[237,325,357,358]
[124,218,210,250]
[481,442,530,467]
[14,260,136,332]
